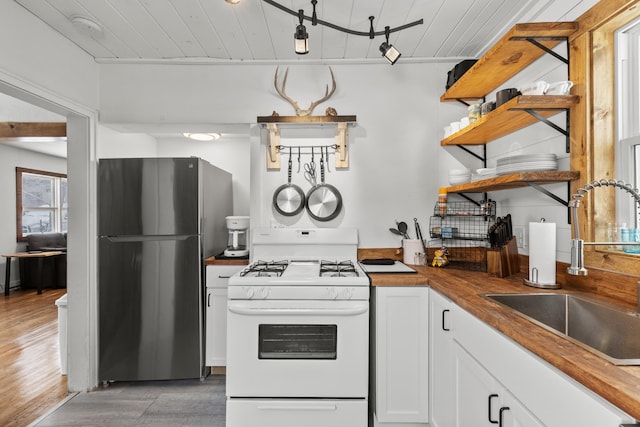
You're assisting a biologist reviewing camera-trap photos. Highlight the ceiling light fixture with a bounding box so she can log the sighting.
[225,0,241,4]
[262,0,422,64]
[294,9,309,55]
[380,26,401,65]
[70,15,103,37]
[183,132,221,141]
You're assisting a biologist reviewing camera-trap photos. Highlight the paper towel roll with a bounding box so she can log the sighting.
[528,222,556,285]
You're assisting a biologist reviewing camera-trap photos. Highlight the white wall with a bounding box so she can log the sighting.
[156,137,251,216]
[96,125,159,159]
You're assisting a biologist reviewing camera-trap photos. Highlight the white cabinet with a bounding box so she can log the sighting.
[454,342,543,427]
[428,288,634,426]
[428,290,455,427]
[205,264,244,367]
[371,286,429,426]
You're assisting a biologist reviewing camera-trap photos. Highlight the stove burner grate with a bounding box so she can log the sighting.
[240,260,289,277]
[320,260,359,277]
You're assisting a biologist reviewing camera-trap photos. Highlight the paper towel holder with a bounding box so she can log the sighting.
[525,219,562,289]
[523,278,562,289]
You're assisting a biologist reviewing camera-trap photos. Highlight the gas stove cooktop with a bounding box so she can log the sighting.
[239,259,361,278]
[227,228,370,300]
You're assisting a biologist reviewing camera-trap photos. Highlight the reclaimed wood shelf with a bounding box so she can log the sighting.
[257,115,356,170]
[257,115,356,124]
[446,171,580,193]
[441,22,578,101]
[441,95,579,146]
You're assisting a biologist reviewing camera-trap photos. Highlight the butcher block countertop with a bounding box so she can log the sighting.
[204,256,249,266]
[367,265,640,421]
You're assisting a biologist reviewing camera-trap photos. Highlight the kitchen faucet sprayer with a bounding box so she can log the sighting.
[568,179,640,276]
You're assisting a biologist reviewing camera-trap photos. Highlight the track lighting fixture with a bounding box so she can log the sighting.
[294,9,309,55]
[263,0,422,64]
[380,26,401,65]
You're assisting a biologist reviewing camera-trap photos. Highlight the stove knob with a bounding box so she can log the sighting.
[258,287,270,299]
[341,288,353,299]
[327,288,338,299]
[244,287,254,299]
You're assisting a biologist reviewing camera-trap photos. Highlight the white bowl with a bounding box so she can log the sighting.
[545,80,573,95]
[449,176,471,185]
[449,168,471,176]
[520,81,549,95]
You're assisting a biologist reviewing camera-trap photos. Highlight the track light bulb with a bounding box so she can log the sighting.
[294,9,309,55]
[380,25,400,65]
[294,24,309,54]
[380,42,401,65]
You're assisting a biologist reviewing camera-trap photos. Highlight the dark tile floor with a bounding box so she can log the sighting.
[33,375,226,427]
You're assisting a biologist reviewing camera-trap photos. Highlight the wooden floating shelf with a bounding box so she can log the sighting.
[441,95,579,146]
[257,115,357,170]
[446,171,580,193]
[257,115,356,124]
[441,22,578,101]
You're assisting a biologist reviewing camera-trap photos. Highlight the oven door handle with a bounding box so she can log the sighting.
[257,403,337,412]
[228,305,368,317]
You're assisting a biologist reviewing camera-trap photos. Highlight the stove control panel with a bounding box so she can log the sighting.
[228,285,369,300]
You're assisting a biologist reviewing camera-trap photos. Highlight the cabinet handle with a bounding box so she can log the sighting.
[499,406,510,427]
[442,309,450,331]
[207,293,211,307]
[218,275,232,279]
[488,394,499,424]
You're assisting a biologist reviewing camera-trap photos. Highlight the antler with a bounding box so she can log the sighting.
[273,67,337,116]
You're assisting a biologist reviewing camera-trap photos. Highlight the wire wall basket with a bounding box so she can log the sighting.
[429,200,496,272]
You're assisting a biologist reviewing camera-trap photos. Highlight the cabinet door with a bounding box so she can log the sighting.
[373,287,429,424]
[429,289,455,427]
[501,390,544,427]
[454,342,498,427]
[205,265,243,367]
[454,341,543,427]
[206,287,228,366]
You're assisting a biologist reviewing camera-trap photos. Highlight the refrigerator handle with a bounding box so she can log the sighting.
[102,235,193,242]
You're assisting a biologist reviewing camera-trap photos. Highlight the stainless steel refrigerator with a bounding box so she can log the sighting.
[97,157,232,382]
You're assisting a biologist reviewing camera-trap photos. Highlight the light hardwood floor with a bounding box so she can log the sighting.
[0,288,68,426]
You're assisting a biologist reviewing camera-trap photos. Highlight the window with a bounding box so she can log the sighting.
[616,18,640,227]
[16,167,67,241]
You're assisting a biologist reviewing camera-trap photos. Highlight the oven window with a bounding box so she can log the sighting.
[258,324,337,359]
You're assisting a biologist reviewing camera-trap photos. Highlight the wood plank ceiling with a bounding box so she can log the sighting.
[14,0,597,63]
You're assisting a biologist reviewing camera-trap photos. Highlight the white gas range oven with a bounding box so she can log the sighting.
[225,227,370,427]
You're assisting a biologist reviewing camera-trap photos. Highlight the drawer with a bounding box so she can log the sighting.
[226,399,367,427]
[206,264,244,288]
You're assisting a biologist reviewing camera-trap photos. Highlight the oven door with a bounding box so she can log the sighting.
[226,299,369,398]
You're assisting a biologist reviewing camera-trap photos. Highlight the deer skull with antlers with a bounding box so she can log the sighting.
[273,66,337,116]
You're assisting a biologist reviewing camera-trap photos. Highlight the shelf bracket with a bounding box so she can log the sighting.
[454,97,484,107]
[266,123,281,170]
[522,37,569,65]
[526,182,568,206]
[524,109,570,153]
[455,144,486,164]
[526,181,572,223]
[335,122,349,169]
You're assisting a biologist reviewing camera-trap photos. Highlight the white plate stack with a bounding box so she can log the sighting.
[496,153,558,175]
[448,168,472,185]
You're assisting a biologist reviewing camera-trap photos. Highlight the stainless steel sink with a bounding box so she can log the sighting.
[484,292,640,365]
